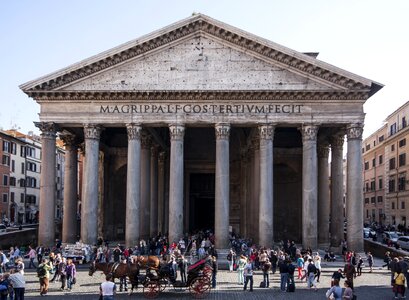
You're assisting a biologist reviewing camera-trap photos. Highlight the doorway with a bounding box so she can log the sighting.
[189,173,215,232]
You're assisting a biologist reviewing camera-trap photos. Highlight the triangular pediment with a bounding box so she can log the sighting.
[20,13,382,98]
[59,35,333,92]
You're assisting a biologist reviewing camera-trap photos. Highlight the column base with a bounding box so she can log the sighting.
[215,248,230,270]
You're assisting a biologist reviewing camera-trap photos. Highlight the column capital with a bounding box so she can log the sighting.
[83,124,102,140]
[126,123,142,140]
[215,123,230,140]
[59,133,77,148]
[346,123,363,140]
[34,122,57,139]
[141,132,152,149]
[301,125,318,142]
[250,134,260,151]
[330,133,345,149]
[258,124,275,140]
[158,151,167,163]
[317,143,330,159]
[169,124,185,141]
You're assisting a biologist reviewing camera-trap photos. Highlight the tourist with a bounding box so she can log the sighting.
[14,257,24,275]
[325,278,342,299]
[237,255,247,285]
[65,259,76,291]
[306,258,318,291]
[57,257,68,290]
[37,258,52,296]
[296,254,304,279]
[243,258,253,292]
[343,280,354,299]
[211,256,217,288]
[357,255,364,276]
[100,274,116,300]
[393,269,406,299]
[0,251,9,273]
[227,249,236,272]
[261,258,271,288]
[113,245,122,263]
[27,246,36,269]
[314,254,322,282]
[343,260,356,290]
[367,252,374,273]
[331,268,345,286]
[278,256,289,292]
[8,269,25,300]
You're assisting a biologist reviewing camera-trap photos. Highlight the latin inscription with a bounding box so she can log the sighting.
[100,104,303,114]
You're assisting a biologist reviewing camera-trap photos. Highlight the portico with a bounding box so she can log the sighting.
[21,14,382,251]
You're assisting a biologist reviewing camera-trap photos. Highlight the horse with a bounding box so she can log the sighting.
[131,255,161,271]
[89,261,140,294]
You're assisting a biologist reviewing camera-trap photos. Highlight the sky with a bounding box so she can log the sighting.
[0,0,408,138]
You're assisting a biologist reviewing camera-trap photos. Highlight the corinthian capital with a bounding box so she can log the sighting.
[317,143,330,159]
[259,124,275,140]
[141,132,152,149]
[169,124,185,141]
[83,124,102,140]
[34,122,57,139]
[330,133,345,149]
[159,151,167,163]
[301,125,318,142]
[346,123,363,140]
[59,132,77,147]
[126,123,142,140]
[215,123,230,140]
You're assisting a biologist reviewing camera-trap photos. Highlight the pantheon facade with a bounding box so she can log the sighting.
[20,14,382,251]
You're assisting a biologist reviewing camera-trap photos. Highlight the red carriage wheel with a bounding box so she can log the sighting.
[202,266,213,279]
[143,281,161,299]
[189,276,212,299]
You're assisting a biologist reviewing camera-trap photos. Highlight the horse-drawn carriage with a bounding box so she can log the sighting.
[89,255,213,299]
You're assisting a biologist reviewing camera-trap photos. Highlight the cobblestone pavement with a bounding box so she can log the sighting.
[21,258,394,299]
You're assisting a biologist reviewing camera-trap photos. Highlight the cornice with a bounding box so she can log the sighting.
[27,90,370,101]
[20,15,381,94]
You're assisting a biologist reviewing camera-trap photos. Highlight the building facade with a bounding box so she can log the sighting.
[0,133,11,221]
[363,125,387,225]
[20,14,382,251]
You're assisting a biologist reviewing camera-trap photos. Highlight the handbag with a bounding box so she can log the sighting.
[72,277,76,285]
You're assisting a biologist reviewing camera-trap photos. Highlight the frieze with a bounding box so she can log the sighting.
[26,18,369,92]
[346,123,363,140]
[215,123,230,140]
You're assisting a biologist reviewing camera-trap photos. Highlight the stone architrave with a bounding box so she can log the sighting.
[258,124,275,247]
[215,123,230,249]
[301,125,318,249]
[346,123,364,252]
[150,145,159,237]
[330,133,345,249]
[140,132,151,239]
[168,124,185,244]
[317,141,330,247]
[81,124,102,245]
[125,124,142,247]
[60,133,78,244]
[35,122,57,247]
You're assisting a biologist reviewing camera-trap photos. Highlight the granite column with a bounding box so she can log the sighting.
[317,141,330,247]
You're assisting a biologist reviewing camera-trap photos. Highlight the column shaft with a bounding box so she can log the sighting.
[330,134,345,249]
[252,138,260,242]
[140,133,151,239]
[125,124,141,247]
[61,134,78,244]
[215,124,230,249]
[81,124,101,245]
[258,125,274,247]
[301,125,318,249]
[168,124,185,244]
[240,152,247,237]
[347,124,364,251]
[35,122,57,246]
[150,146,159,237]
[317,143,330,246]
[158,152,166,234]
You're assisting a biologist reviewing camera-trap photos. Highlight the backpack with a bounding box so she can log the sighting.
[37,265,47,277]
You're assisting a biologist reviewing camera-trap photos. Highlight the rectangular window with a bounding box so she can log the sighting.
[21,162,25,174]
[2,155,10,166]
[9,177,16,186]
[399,173,406,191]
[10,142,16,154]
[20,146,25,157]
[3,175,8,186]
[371,197,376,204]
[365,198,369,204]
[402,201,406,210]
[366,144,370,151]
[390,158,396,170]
[365,182,370,192]
[400,138,407,147]
[379,177,383,189]
[389,178,396,192]
[365,161,369,170]
[10,192,14,202]
[377,196,383,203]
[372,158,376,167]
[11,160,15,172]
[366,209,369,218]
[391,123,397,135]
[392,144,396,151]
[392,202,396,210]
[379,155,383,164]
[379,135,385,143]
[20,193,24,203]
[399,153,406,167]
[2,141,10,153]
[403,117,407,129]
[370,180,376,191]
[19,179,25,187]
[2,194,7,203]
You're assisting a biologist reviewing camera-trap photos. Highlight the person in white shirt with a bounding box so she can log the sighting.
[100,274,116,300]
[9,269,25,300]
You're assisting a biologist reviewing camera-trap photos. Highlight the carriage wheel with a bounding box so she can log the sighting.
[143,281,161,299]
[202,266,212,279]
[189,276,212,299]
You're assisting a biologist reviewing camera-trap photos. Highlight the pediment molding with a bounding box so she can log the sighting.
[27,90,369,101]
[20,14,382,96]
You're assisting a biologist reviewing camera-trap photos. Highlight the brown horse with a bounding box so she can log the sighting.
[89,261,140,294]
[131,255,161,271]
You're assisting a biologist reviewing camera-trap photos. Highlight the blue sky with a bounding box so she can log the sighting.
[1,0,408,137]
